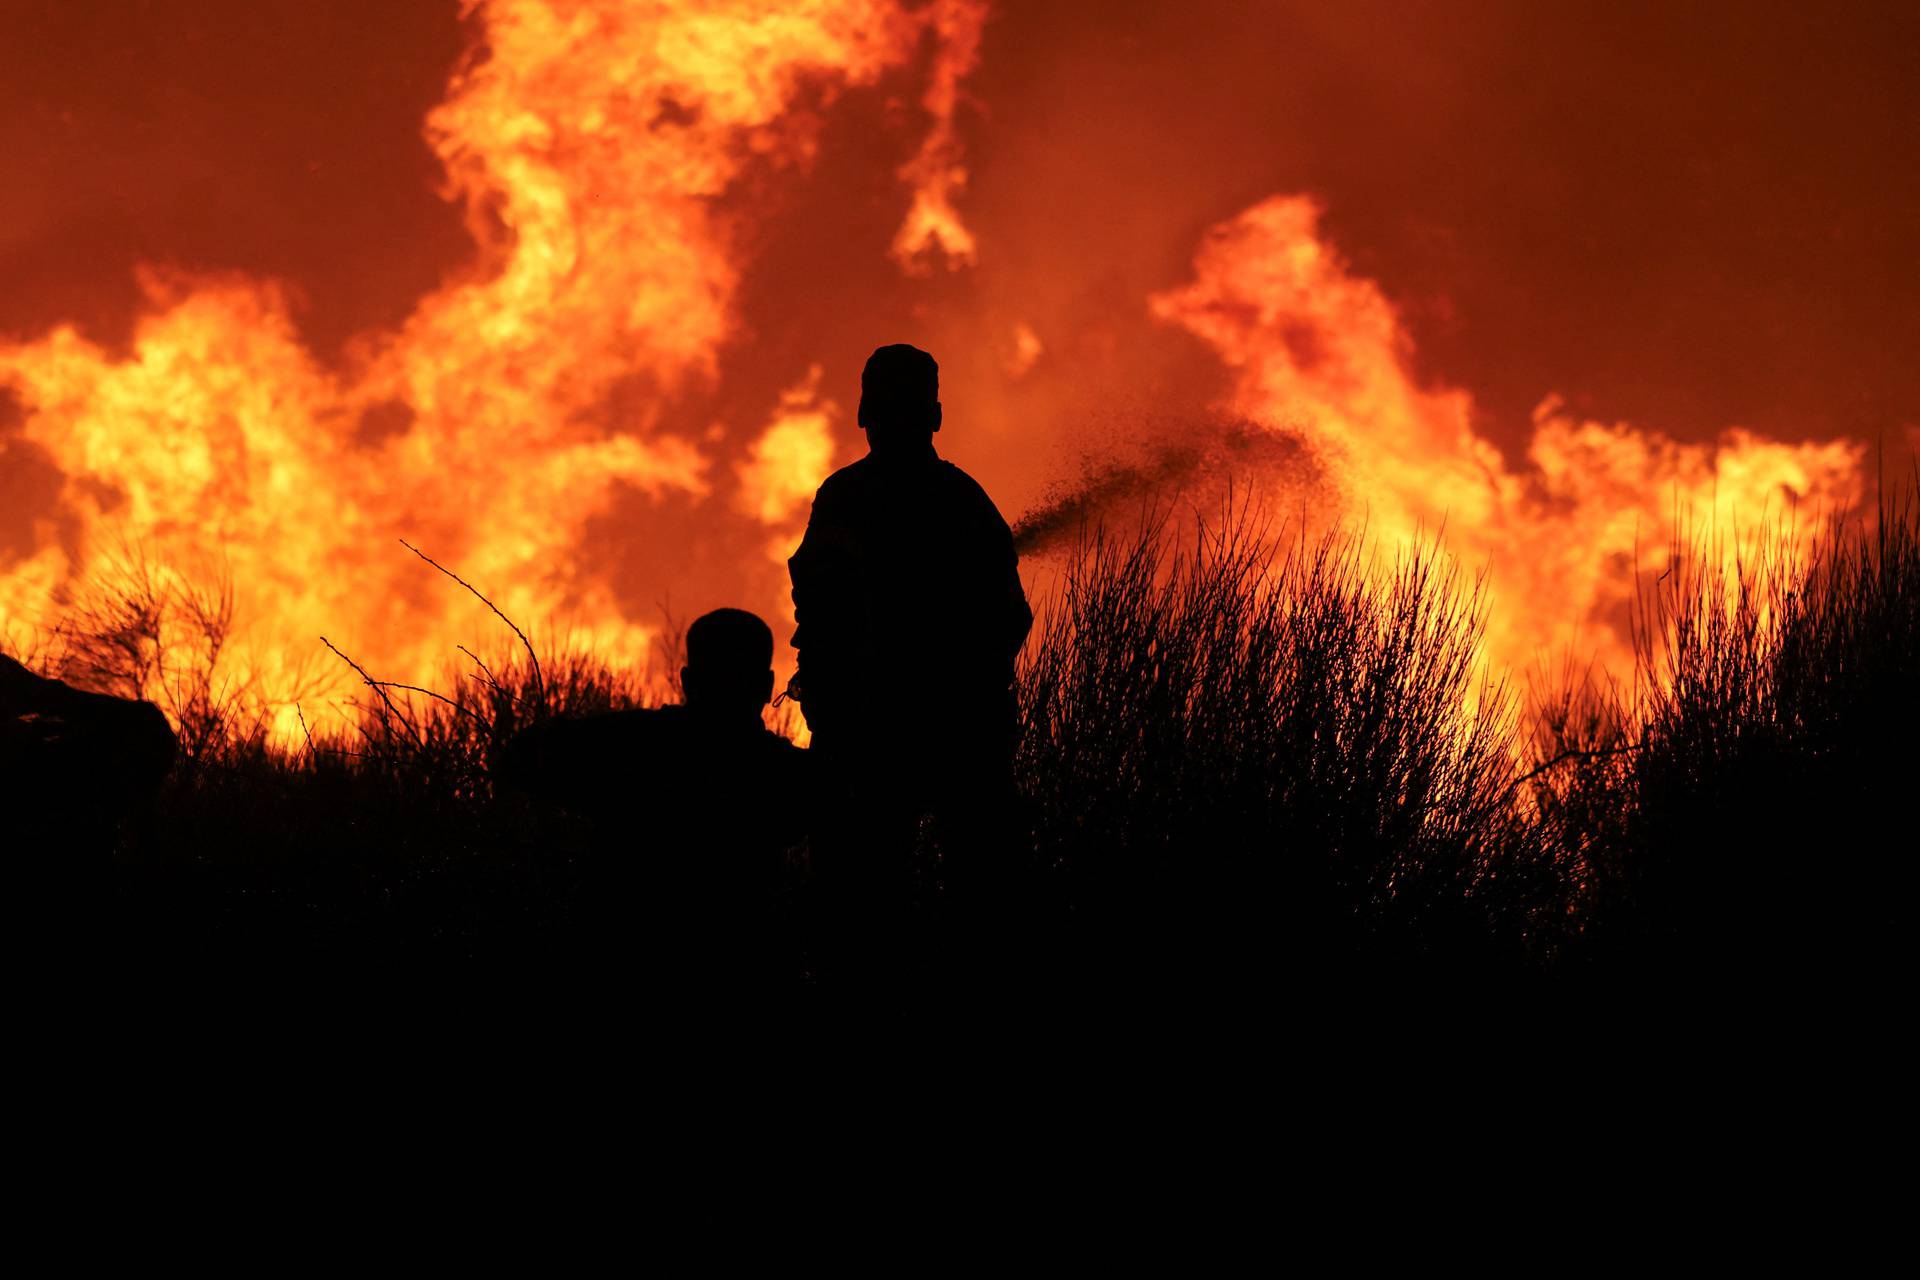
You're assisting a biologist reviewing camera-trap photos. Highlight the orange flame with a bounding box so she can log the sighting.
[0,2,1885,747]
[0,0,987,740]
[738,367,837,550]
[889,0,984,271]
[1151,195,1867,681]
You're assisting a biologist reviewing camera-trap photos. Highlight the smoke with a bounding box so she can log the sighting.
[1011,416,1313,556]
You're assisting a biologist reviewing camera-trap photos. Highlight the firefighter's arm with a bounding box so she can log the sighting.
[988,515,1034,662]
[787,495,869,720]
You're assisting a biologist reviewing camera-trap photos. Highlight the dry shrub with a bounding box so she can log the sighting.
[1017,508,1534,983]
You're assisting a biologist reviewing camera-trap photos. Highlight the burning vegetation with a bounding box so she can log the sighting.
[1,3,1915,994]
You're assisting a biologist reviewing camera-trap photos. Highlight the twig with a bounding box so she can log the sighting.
[457,644,499,688]
[400,540,544,705]
[458,644,526,709]
[320,635,425,754]
[1508,740,1642,795]
[369,680,487,725]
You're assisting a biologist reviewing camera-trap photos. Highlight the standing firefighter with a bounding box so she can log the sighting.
[787,344,1033,978]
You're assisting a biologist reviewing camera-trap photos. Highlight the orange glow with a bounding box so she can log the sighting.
[0,1,983,740]
[1152,196,1867,682]
[738,368,837,537]
[889,0,984,271]
[0,2,1897,744]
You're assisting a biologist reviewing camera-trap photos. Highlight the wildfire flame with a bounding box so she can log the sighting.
[0,0,1884,744]
[1,0,988,741]
[1151,196,1867,681]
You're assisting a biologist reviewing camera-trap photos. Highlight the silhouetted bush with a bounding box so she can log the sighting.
[11,482,1916,999]
[1016,512,1541,988]
[1529,482,1919,986]
[113,650,654,980]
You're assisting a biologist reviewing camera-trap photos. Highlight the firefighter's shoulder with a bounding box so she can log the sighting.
[935,459,1012,529]
[809,455,882,509]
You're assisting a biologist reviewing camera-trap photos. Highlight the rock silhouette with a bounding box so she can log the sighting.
[1,653,178,864]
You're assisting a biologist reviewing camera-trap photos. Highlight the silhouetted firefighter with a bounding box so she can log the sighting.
[493,608,808,989]
[0,653,178,870]
[787,344,1033,984]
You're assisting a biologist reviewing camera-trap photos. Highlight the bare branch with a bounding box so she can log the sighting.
[295,702,317,759]
[1508,740,1642,796]
[320,635,425,754]
[399,540,543,705]
[369,680,487,725]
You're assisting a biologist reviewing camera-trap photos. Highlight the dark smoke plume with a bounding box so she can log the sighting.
[1012,417,1315,556]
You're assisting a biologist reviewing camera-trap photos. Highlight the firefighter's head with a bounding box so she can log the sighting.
[858,343,942,453]
[682,608,775,723]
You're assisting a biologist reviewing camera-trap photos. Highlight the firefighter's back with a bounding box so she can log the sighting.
[795,453,1019,720]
